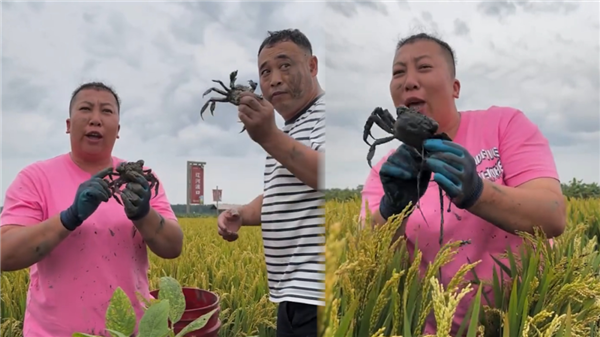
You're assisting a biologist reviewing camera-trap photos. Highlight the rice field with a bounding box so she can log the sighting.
[2,198,600,337]
[322,198,600,337]
[1,218,277,337]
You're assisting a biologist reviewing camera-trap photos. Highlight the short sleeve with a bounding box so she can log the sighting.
[359,150,393,221]
[147,170,178,221]
[310,114,325,152]
[1,168,45,227]
[499,109,560,187]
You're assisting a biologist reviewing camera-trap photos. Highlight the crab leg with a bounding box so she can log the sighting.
[200,97,229,119]
[202,87,229,97]
[366,135,395,167]
[212,80,231,93]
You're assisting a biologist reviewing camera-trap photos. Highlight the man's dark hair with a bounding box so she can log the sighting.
[69,82,121,115]
[396,33,457,78]
[258,29,313,56]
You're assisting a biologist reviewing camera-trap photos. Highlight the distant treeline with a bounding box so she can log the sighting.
[0,179,598,214]
[324,178,600,202]
[0,204,219,218]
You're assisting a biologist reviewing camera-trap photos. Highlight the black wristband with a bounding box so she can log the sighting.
[59,207,82,231]
[379,195,408,221]
[127,202,150,221]
[456,176,484,209]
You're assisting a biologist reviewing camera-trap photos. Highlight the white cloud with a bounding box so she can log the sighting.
[1,2,325,206]
[2,1,598,209]
[324,1,600,189]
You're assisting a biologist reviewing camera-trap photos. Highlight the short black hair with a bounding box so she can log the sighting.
[69,82,121,115]
[258,29,313,56]
[396,33,456,78]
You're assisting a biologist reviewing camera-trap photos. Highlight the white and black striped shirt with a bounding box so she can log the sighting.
[261,93,325,307]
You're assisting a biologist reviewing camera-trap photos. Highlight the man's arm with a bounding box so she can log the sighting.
[239,194,263,226]
[260,130,321,190]
[468,178,566,238]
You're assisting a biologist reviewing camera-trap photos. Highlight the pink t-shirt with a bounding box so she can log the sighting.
[1,153,177,337]
[360,106,559,335]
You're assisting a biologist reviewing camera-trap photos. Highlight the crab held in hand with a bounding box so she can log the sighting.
[200,70,263,133]
[363,106,451,167]
[102,160,160,205]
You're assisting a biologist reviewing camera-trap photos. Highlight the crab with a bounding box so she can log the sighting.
[363,106,460,263]
[200,70,263,133]
[363,106,451,168]
[103,160,160,205]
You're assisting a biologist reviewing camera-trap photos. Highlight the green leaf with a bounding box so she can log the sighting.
[564,304,572,337]
[138,299,171,337]
[106,287,137,337]
[502,314,510,337]
[175,308,218,337]
[507,277,519,337]
[466,284,482,337]
[491,267,502,308]
[72,334,103,337]
[105,330,130,337]
[490,254,512,278]
[158,276,186,324]
[357,272,382,337]
[334,300,358,337]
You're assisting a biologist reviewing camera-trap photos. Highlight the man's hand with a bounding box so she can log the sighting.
[120,175,151,221]
[423,139,483,209]
[379,144,432,220]
[60,167,113,231]
[217,209,242,242]
[238,91,280,145]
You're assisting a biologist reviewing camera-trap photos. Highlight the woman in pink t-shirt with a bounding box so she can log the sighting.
[360,33,567,335]
[0,83,183,337]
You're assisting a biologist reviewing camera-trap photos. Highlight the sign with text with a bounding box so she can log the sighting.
[187,161,205,205]
[212,188,222,202]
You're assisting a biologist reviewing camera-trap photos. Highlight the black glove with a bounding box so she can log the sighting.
[423,139,483,209]
[120,175,151,221]
[379,144,432,220]
[60,168,113,231]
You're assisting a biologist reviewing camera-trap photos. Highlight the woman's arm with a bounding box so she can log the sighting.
[468,178,566,238]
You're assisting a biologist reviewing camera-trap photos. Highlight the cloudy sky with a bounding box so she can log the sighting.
[325,1,600,189]
[2,1,599,207]
[1,1,324,205]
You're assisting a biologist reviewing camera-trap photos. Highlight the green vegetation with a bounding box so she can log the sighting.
[323,179,600,202]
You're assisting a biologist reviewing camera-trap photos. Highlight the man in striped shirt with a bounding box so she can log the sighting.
[217,29,325,337]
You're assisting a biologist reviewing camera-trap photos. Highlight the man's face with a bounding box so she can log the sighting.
[257,41,318,116]
[389,40,460,121]
[66,88,120,157]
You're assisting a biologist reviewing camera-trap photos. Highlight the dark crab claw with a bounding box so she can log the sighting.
[209,102,216,116]
[230,70,238,83]
[112,193,123,205]
[202,88,213,98]
[248,80,258,91]
[237,120,246,133]
[200,101,211,120]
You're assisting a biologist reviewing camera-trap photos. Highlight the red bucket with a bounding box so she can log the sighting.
[150,288,221,337]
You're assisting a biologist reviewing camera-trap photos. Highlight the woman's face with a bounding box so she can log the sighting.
[389,40,460,123]
[66,88,120,159]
